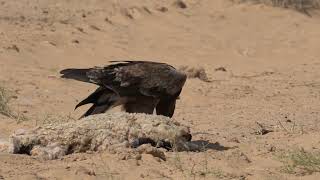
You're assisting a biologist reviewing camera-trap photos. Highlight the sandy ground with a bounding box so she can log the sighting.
[1,0,320,179]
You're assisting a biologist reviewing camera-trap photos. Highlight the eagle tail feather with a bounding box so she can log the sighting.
[76,87,118,119]
[80,103,113,119]
[75,87,105,110]
[60,68,91,83]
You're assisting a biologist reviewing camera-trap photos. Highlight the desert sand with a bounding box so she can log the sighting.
[1,0,320,179]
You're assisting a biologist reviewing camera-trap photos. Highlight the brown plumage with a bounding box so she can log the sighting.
[60,61,187,118]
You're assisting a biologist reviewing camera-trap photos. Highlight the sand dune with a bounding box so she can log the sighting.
[1,0,320,179]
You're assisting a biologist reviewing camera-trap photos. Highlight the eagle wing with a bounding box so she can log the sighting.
[60,61,187,98]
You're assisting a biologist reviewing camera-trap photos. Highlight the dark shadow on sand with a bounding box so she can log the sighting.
[185,140,236,152]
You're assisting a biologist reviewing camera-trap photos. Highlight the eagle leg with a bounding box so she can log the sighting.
[123,96,157,115]
[156,98,177,118]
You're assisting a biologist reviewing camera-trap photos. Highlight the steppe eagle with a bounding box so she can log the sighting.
[60,61,187,118]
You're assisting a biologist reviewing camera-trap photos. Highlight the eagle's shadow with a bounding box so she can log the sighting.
[186,140,234,152]
[131,138,234,152]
